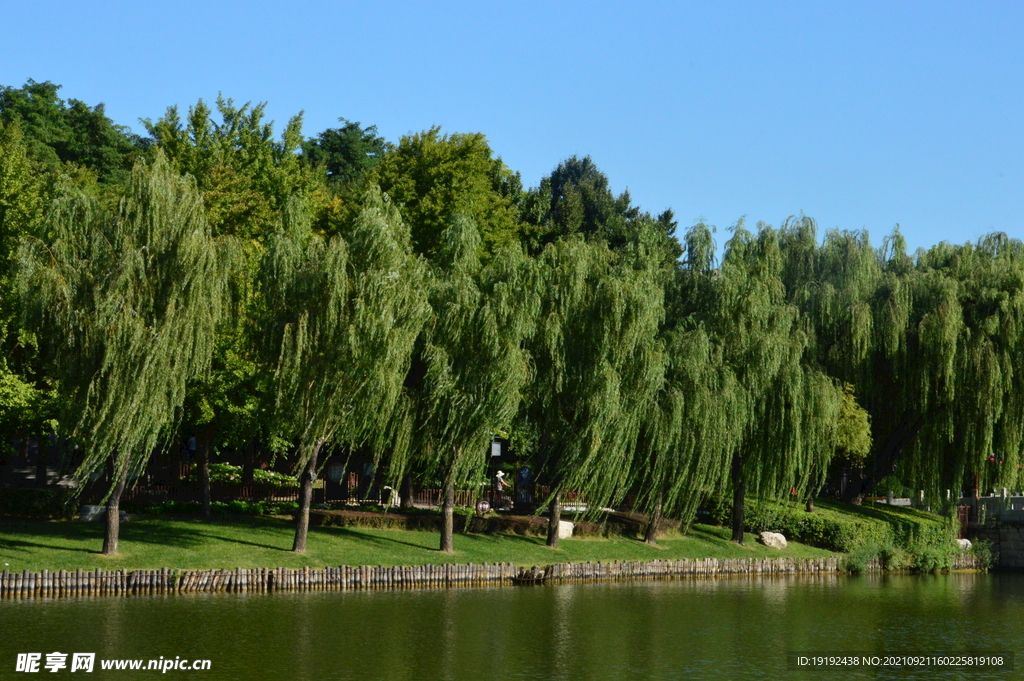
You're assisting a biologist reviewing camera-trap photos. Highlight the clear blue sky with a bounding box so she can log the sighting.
[3,1,1022,254]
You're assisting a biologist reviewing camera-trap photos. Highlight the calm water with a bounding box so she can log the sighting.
[2,573,1023,680]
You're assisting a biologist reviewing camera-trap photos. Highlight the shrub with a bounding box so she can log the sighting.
[134,499,299,516]
[185,463,297,485]
[970,538,996,569]
[701,495,960,570]
[910,542,957,573]
[0,488,77,519]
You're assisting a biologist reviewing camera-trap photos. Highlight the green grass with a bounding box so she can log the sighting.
[0,516,833,572]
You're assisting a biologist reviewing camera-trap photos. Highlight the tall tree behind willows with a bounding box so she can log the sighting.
[143,95,318,242]
[260,188,429,553]
[0,120,54,445]
[18,152,233,554]
[524,226,666,548]
[371,127,524,259]
[0,79,148,185]
[409,215,538,553]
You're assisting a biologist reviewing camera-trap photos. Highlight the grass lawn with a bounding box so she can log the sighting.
[0,515,833,572]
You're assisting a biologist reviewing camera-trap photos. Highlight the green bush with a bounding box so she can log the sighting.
[844,543,880,574]
[970,538,996,569]
[0,488,77,519]
[185,463,297,485]
[702,495,960,568]
[910,542,958,573]
[137,499,299,516]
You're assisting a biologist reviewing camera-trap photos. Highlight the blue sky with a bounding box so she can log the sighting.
[3,1,1022,255]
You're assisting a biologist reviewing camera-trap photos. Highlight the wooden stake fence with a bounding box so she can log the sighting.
[0,554,985,600]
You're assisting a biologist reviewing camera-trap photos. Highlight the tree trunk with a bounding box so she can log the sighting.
[292,441,322,553]
[198,432,212,519]
[842,466,866,505]
[400,472,415,510]
[440,482,455,553]
[242,439,256,486]
[102,461,129,556]
[546,491,562,548]
[644,491,664,545]
[731,451,745,544]
[847,410,927,504]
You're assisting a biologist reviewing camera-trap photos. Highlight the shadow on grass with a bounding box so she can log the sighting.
[0,537,98,555]
[310,525,437,551]
[0,518,269,555]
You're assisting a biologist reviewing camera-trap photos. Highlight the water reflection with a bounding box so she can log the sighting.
[1,573,1021,680]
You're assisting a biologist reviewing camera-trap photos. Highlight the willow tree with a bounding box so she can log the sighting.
[524,226,665,548]
[777,220,888,502]
[706,222,843,543]
[879,234,1024,502]
[260,187,428,553]
[632,327,740,544]
[778,221,1024,505]
[632,223,733,544]
[410,215,537,553]
[18,153,232,554]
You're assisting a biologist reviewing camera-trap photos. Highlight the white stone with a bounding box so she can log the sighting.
[758,531,787,549]
[957,538,972,550]
[79,505,105,522]
[558,520,574,539]
[78,506,130,522]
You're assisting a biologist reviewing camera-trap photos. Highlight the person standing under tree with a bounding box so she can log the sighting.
[492,470,511,509]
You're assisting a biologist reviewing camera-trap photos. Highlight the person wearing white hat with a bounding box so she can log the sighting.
[493,470,511,509]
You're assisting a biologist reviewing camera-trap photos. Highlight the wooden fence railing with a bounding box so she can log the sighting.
[412,489,510,508]
[0,553,987,599]
[114,482,302,505]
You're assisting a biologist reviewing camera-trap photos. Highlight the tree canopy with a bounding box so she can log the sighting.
[372,127,524,260]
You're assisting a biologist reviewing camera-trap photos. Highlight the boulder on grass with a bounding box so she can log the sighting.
[758,531,787,549]
[957,538,972,550]
[558,520,574,539]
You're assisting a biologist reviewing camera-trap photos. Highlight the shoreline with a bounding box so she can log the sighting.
[0,554,986,600]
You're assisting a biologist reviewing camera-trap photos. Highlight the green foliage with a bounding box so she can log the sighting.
[372,127,523,259]
[522,155,681,262]
[0,120,44,271]
[261,187,428,464]
[704,496,956,555]
[137,499,299,516]
[18,152,234,492]
[0,80,147,184]
[875,476,913,498]
[302,119,390,186]
[524,227,666,513]
[143,96,316,240]
[779,220,1024,501]
[969,538,995,569]
[909,541,958,573]
[0,120,60,447]
[835,384,872,464]
[407,214,538,493]
[183,462,297,485]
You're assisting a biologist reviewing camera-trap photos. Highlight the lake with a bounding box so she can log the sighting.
[2,572,1021,680]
